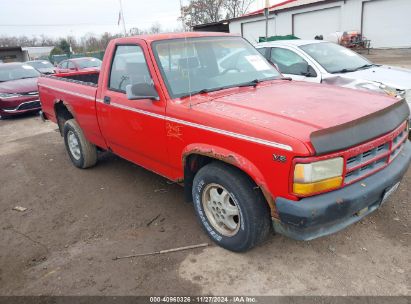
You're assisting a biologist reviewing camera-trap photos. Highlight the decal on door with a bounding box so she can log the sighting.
[166,122,183,141]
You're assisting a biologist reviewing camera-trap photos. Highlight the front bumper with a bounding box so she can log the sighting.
[0,99,41,117]
[273,140,411,241]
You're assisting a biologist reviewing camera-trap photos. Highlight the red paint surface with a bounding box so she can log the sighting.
[38,33,401,203]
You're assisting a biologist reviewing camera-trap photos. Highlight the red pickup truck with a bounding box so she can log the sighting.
[38,32,411,252]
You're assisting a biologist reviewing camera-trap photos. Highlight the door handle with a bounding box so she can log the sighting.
[103,96,111,105]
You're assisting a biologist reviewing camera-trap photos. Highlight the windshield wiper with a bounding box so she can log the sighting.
[353,64,376,71]
[239,77,278,88]
[179,87,225,99]
[331,68,356,74]
[332,64,376,74]
[18,76,37,80]
[239,79,261,87]
[179,77,279,98]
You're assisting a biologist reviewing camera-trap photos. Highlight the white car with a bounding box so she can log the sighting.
[255,40,411,110]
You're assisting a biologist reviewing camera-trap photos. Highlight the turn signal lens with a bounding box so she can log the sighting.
[293,177,343,195]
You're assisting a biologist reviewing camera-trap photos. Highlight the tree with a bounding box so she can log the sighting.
[224,0,254,18]
[179,0,253,29]
[149,22,162,34]
[180,0,225,29]
[58,39,71,54]
[129,27,142,36]
[50,46,64,56]
[100,32,121,50]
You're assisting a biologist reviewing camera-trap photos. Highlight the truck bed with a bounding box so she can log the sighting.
[38,70,106,148]
[44,70,99,87]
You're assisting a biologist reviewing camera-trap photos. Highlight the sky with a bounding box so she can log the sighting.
[0,0,282,39]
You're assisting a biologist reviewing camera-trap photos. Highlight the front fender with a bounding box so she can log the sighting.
[182,143,278,217]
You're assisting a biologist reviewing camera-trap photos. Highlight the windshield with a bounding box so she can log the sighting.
[27,61,54,69]
[0,64,40,82]
[300,42,371,73]
[153,36,281,98]
[75,58,102,69]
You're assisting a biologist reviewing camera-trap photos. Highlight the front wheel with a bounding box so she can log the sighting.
[63,119,97,169]
[192,162,271,252]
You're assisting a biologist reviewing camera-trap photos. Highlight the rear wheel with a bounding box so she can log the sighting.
[63,119,97,169]
[192,162,271,252]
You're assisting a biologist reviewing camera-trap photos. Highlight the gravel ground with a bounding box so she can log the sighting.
[0,50,410,296]
[364,48,411,69]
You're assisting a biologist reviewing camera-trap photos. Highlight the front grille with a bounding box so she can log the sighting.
[17,100,41,111]
[346,143,389,170]
[20,91,38,96]
[344,123,408,185]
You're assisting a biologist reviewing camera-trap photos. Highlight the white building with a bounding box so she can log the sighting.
[22,46,54,60]
[228,0,411,48]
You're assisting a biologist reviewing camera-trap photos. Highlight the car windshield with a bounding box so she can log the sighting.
[27,61,54,69]
[0,64,40,82]
[75,58,102,69]
[153,36,281,98]
[300,42,372,74]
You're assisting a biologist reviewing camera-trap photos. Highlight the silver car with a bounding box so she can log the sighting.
[255,40,411,110]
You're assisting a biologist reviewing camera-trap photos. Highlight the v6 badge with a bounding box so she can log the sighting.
[273,154,287,163]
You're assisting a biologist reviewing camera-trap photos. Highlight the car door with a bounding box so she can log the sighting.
[268,47,321,83]
[57,60,69,73]
[67,60,78,72]
[96,41,169,176]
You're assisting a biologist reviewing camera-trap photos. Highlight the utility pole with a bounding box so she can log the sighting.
[179,0,186,31]
[119,0,127,36]
[264,0,270,41]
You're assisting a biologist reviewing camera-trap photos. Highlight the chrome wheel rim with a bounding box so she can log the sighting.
[67,131,81,160]
[202,183,240,237]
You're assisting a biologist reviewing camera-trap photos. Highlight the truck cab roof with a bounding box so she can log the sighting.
[121,31,237,43]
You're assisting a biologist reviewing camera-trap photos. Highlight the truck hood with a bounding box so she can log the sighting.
[193,80,406,153]
[0,77,39,94]
[335,65,411,90]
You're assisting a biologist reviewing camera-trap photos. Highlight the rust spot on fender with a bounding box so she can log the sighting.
[183,148,240,167]
[259,184,279,219]
[183,148,278,218]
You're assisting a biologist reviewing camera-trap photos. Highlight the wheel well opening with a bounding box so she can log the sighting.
[183,154,269,212]
[184,154,213,202]
[54,101,73,135]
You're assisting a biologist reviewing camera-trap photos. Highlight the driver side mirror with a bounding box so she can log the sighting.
[126,83,160,101]
[302,65,317,78]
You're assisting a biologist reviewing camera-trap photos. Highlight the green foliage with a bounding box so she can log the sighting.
[59,39,71,54]
[50,46,64,56]
[259,35,300,43]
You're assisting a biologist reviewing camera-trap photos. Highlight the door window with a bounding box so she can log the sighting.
[269,47,310,76]
[109,45,151,93]
[68,61,76,70]
[59,61,68,69]
[257,47,267,56]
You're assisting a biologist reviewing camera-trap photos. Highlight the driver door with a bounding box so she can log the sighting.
[96,41,169,176]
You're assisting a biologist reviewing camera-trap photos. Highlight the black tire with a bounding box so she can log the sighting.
[192,162,271,252]
[63,119,97,169]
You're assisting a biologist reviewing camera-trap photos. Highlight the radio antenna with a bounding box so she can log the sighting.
[183,4,194,108]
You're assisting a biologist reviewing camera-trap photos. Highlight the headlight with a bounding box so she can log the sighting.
[0,93,21,99]
[406,89,411,103]
[293,157,344,196]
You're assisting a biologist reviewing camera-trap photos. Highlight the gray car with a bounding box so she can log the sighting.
[256,40,411,111]
[25,60,56,75]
